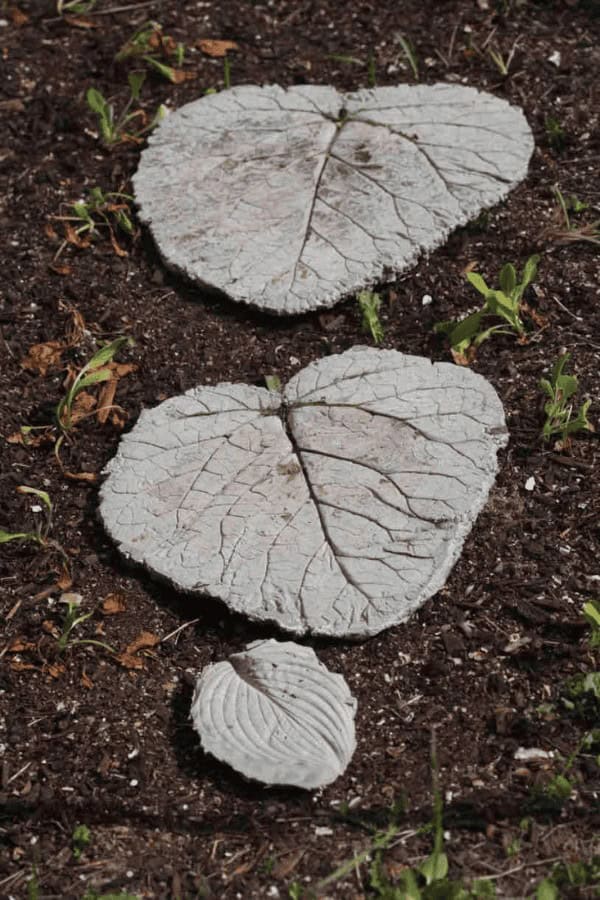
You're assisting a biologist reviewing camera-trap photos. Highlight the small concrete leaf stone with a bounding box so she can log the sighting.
[191,639,357,788]
[100,348,508,638]
[134,83,533,314]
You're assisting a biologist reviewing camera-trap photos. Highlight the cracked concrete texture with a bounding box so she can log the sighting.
[134,83,534,315]
[191,639,357,789]
[100,348,508,638]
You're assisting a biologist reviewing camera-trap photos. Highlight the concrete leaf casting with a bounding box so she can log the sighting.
[191,639,357,789]
[134,83,533,314]
[100,348,508,638]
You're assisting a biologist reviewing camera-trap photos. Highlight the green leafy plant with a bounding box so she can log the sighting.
[56,596,115,655]
[57,0,96,13]
[535,857,600,899]
[86,73,166,147]
[545,115,566,152]
[115,21,187,83]
[1,486,53,548]
[546,185,600,246]
[583,599,600,647]
[358,290,384,343]
[52,187,135,261]
[539,353,593,447]
[435,256,539,363]
[72,824,91,860]
[367,51,377,87]
[397,34,419,80]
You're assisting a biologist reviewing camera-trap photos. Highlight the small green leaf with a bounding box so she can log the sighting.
[447,311,483,350]
[498,263,516,296]
[536,877,559,900]
[16,485,52,513]
[87,336,133,371]
[264,375,282,392]
[419,849,448,885]
[0,530,37,544]
[86,87,107,114]
[521,254,540,289]
[466,272,490,297]
[74,369,114,392]
[128,70,146,100]
[144,56,178,83]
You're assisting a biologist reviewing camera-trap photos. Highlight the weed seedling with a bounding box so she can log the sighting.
[358,290,384,343]
[57,0,95,13]
[51,187,135,261]
[435,255,540,363]
[367,51,377,87]
[87,72,166,147]
[539,353,593,447]
[116,21,188,83]
[0,486,53,548]
[72,824,91,860]
[545,115,566,152]
[54,336,134,468]
[56,595,115,655]
[545,185,600,247]
[398,34,419,80]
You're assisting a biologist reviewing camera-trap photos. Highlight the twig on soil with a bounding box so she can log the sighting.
[551,295,583,321]
[160,618,200,644]
[478,855,564,882]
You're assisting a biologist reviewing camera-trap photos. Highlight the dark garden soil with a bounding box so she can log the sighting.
[1,0,599,897]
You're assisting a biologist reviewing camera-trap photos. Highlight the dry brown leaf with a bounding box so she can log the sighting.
[21,340,64,376]
[49,262,72,276]
[198,39,239,57]
[8,638,36,653]
[7,428,54,447]
[116,631,160,669]
[10,7,29,26]
[63,470,98,482]
[169,68,197,83]
[451,348,475,366]
[96,362,136,425]
[101,593,127,615]
[462,260,479,274]
[69,390,97,424]
[46,662,66,679]
[42,620,60,639]
[109,230,128,258]
[10,659,37,672]
[65,222,91,249]
[33,567,73,601]
[81,670,94,689]
[273,849,305,880]
[45,221,59,241]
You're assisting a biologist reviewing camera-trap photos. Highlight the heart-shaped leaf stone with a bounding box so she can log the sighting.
[134,83,533,315]
[100,348,508,638]
[191,639,357,789]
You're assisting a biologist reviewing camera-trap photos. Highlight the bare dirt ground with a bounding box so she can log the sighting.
[0,0,599,897]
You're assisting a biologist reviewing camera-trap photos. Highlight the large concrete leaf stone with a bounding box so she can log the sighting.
[100,348,508,638]
[134,83,533,314]
[191,639,357,789]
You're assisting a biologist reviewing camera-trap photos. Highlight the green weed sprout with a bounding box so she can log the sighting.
[86,72,167,146]
[583,599,600,648]
[539,353,593,446]
[358,290,384,343]
[435,255,539,363]
[54,336,134,467]
[57,596,115,655]
[115,21,186,84]
[72,824,91,860]
[57,0,96,13]
[548,186,600,246]
[0,486,53,547]
[52,187,135,261]
[398,34,419,80]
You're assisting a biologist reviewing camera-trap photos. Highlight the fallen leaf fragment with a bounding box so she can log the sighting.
[81,670,94,689]
[8,638,36,653]
[21,340,64,376]
[63,470,98,483]
[10,659,37,672]
[101,593,127,615]
[10,7,29,25]
[64,14,98,28]
[49,262,72,276]
[198,38,239,57]
[33,567,73,601]
[7,427,55,447]
[42,620,60,639]
[46,662,66,679]
[117,631,160,669]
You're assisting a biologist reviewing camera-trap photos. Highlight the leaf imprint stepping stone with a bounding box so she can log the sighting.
[134,83,533,315]
[100,348,508,638]
[191,639,357,789]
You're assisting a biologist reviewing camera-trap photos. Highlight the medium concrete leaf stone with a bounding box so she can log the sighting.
[100,348,508,638]
[134,83,533,314]
[191,639,357,788]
